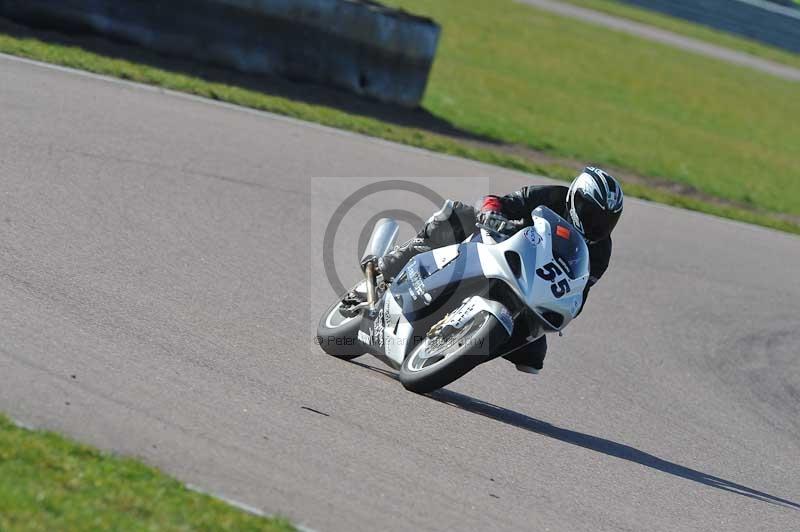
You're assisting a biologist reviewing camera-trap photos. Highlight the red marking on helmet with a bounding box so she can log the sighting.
[556,225,571,239]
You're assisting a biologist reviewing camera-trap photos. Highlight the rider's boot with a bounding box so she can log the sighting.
[502,336,547,375]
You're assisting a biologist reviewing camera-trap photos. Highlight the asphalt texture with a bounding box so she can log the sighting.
[518,0,800,82]
[1,54,799,532]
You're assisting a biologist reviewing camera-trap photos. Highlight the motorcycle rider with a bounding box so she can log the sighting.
[362,167,624,374]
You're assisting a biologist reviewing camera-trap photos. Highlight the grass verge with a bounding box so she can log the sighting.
[0,414,294,531]
[561,0,800,71]
[0,14,798,235]
[385,0,800,218]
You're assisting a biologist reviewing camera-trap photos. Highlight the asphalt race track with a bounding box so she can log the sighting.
[1,54,799,531]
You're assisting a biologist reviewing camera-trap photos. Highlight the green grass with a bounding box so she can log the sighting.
[1,3,799,234]
[0,414,294,531]
[384,0,800,217]
[561,0,800,71]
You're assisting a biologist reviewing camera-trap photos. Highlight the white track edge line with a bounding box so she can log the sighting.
[185,483,320,532]
[8,416,319,532]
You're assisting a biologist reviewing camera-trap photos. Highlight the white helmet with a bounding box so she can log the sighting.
[566,167,624,242]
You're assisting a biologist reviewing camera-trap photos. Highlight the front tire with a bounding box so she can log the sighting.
[399,310,508,393]
[316,285,366,360]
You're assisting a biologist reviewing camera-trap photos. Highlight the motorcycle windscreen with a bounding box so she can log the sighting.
[532,206,590,280]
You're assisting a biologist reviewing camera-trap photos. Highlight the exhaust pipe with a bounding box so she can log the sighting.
[361,218,399,264]
[362,218,399,309]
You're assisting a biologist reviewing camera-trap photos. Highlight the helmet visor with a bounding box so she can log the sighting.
[574,195,620,242]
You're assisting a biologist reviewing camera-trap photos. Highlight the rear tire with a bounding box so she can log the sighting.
[316,286,366,360]
[399,310,508,394]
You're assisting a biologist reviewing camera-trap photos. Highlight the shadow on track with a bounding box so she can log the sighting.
[431,388,800,511]
[351,361,800,511]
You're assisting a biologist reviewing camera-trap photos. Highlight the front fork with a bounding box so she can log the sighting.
[365,261,378,309]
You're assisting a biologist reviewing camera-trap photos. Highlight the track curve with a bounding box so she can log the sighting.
[1,54,799,531]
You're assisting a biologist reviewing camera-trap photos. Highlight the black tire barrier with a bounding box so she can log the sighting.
[0,0,441,107]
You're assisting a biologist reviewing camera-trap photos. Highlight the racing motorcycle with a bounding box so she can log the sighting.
[316,206,589,393]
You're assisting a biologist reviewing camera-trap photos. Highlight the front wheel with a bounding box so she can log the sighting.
[399,309,508,394]
[316,282,366,360]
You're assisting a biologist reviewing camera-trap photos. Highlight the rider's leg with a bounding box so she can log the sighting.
[502,335,548,374]
[377,200,478,279]
[376,237,433,280]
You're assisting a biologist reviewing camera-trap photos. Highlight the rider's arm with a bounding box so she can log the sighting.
[577,236,613,315]
[588,236,612,285]
[481,185,568,220]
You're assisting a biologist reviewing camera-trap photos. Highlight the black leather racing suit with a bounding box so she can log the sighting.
[378,185,613,371]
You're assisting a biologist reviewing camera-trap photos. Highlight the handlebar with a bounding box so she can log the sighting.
[475,218,526,241]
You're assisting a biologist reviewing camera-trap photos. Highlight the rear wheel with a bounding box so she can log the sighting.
[316,282,367,360]
[399,309,507,393]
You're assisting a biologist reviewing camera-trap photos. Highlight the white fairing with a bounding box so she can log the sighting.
[442,296,514,335]
[382,294,412,365]
[431,246,459,270]
[476,212,589,330]
[381,294,511,366]
[369,208,589,364]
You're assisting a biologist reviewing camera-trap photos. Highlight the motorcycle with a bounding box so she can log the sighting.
[316,206,590,393]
